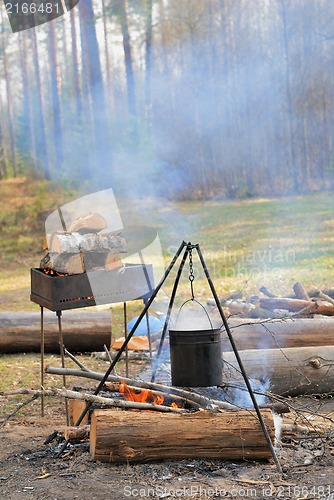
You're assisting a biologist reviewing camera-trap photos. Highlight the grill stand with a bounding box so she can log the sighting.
[56,241,282,473]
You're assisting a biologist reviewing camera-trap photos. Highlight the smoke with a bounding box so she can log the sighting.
[11,0,334,200]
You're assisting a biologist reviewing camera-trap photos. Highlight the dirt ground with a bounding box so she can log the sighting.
[0,395,333,500]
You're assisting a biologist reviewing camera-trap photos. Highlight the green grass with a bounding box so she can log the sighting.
[1,178,334,310]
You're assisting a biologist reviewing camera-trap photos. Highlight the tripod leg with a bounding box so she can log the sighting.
[195,245,282,474]
[151,246,189,382]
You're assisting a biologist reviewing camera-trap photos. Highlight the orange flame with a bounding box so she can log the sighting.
[119,382,164,406]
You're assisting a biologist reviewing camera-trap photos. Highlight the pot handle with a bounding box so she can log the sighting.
[175,298,215,332]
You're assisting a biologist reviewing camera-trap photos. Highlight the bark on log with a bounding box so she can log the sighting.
[40,252,85,274]
[259,298,334,315]
[90,408,275,463]
[0,311,111,353]
[223,346,334,396]
[2,313,334,353]
[64,425,90,440]
[49,231,127,254]
[46,367,237,410]
[293,283,310,301]
[223,317,334,351]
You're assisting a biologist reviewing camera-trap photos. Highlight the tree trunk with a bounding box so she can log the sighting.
[30,27,50,179]
[223,346,334,396]
[90,408,275,462]
[70,7,83,123]
[48,231,127,254]
[118,0,137,118]
[1,15,17,176]
[19,31,36,163]
[144,0,153,125]
[48,21,64,171]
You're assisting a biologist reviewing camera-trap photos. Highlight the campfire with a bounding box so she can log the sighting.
[38,241,284,472]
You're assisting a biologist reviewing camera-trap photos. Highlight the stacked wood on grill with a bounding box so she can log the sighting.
[40,213,127,275]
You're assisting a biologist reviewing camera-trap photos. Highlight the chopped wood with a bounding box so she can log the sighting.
[69,399,89,426]
[49,231,127,254]
[293,282,310,301]
[90,408,275,462]
[64,424,90,441]
[67,213,107,233]
[40,252,85,274]
[105,252,123,271]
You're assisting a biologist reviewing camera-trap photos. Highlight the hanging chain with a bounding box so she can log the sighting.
[188,246,195,300]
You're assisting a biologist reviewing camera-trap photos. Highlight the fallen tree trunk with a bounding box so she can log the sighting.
[0,311,111,353]
[90,408,275,463]
[223,346,334,396]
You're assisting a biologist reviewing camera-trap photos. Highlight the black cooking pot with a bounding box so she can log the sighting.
[169,300,223,387]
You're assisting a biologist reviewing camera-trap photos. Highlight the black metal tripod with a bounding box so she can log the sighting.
[56,241,282,473]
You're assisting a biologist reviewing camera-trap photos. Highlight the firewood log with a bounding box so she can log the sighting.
[90,408,275,463]
[293,282,310,301]
[40,250,123,275]
[0,311,112,354]
[40,252,85,274]
[223,346,334,396]
[49,231,127,254]
[259,297,334,315]
[67,213,107,233]
[64,425,90,441]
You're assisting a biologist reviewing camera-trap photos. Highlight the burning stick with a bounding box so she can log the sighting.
[56,388,185,413]
[45,366,237,410]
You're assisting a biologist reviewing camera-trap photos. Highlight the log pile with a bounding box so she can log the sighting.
[41,213,127,275]
[208,283,334,319]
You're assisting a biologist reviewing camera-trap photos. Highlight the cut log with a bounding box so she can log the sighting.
[105,252,123,271]
[293,282,310,301]
[260,298,314,312]
[64,424,90,441]
[49,231,127,254]
[90,408,275,463]
[2,313,334,353]
[0,311,111,354]
[67,213,107,233]
[259,297,334,315]
[223,346,334,396]
[222,317,334,351]
[259,286,277,298]
[40,252,85,274]
[69,399,89,426]
[40,251,123,274]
